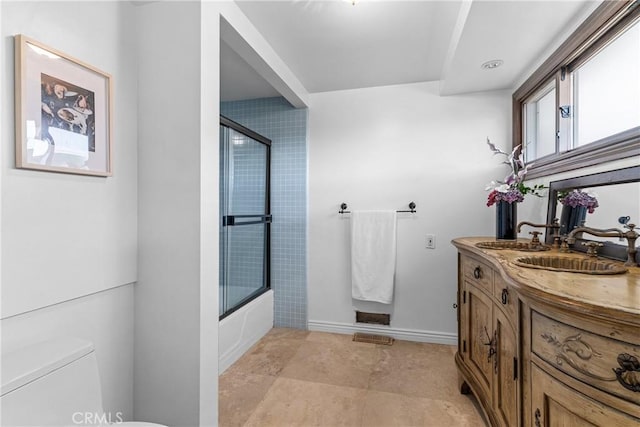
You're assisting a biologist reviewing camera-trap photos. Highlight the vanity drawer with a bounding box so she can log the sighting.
[531,311,640,406]
[461,255,493,293]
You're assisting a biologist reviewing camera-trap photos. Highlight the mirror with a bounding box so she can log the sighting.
[553,182,639,237]
[546,165,640,262]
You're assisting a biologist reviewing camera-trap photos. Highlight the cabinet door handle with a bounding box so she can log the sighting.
[487,346,496,363]
[473,266,482,279]
[534,408,541,427]
[482,326,493,347]
[501,288,509,305]
[613,353,640,392]
[483,326,498,369]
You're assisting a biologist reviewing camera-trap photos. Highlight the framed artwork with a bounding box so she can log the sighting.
[14,35,113,176]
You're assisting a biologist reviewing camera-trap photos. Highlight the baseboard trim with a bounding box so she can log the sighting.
[307,320,457,346]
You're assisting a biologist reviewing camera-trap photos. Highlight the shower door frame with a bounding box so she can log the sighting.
[219,115,272,320]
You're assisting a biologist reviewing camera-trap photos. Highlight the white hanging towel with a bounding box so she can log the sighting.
[350,210,397,304]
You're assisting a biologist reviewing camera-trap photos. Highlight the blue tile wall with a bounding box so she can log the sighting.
[221,97,308,329]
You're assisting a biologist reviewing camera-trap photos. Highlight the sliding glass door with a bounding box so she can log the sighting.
[219,116,271,319]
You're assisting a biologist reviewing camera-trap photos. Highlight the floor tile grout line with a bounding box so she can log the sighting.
[364,344,381,392]
[240,375,281,427]
[221,329,484,427]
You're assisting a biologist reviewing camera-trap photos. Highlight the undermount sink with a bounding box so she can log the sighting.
[475,241,551,252]
[513,255,628,275]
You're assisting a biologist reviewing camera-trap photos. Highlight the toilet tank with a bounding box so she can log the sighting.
[1,337,106,426]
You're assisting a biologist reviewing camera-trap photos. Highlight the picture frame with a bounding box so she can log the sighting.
[14,34,113,176]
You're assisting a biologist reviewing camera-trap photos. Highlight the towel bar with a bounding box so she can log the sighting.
[339,202,416,214]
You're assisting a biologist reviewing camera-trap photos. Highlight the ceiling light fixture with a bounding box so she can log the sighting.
[481,60,503,70]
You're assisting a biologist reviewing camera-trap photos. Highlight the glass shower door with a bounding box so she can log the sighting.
[220,117,271,318]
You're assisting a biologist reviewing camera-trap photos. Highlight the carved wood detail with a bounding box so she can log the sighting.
[541,332,616,382]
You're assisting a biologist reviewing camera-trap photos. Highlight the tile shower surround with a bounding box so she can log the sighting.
[221,97,308,329]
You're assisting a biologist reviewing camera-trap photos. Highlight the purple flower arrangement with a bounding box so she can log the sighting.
[559,189,599,213]
[485,138,544,206]
[487,186,525,206]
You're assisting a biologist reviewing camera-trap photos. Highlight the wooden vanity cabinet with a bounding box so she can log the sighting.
[454,239,640,426]
[530,363,637,427]
[527,303,640,426]
[457,253,519,427]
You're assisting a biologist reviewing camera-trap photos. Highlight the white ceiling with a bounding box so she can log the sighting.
[221,0,599,101]
[221,40,282,101]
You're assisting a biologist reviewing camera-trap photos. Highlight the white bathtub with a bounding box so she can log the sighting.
[218,289,274,373]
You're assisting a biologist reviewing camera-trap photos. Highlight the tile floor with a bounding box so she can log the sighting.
[219,328,487,427]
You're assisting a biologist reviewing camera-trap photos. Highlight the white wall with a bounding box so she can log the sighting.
[308,82,511,341]
[2,1,304,425]
[1,0,138,316]
[1,0,138,419]
[134,2,307,425]
[134,2,216,425]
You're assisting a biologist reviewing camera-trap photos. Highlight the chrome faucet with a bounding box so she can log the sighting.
[566,222,638,267]
[516,219,561,249]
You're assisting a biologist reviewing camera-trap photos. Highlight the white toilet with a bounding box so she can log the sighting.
[1,337,167,427]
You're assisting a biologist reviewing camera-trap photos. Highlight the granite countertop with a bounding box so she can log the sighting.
[452,237,640,325]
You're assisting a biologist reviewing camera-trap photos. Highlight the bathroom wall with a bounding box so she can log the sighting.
[134,2,308,426]
[134,2,219,425]
[1,0,138,419]
[222,97,308,329]
[308,81,511,342]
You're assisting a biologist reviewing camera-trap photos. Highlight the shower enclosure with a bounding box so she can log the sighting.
[219,116,271,319]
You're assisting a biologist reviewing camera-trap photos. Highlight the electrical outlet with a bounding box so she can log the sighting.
[426,234,436,249]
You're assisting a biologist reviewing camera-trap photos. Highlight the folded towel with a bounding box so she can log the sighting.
[351,210,397,304]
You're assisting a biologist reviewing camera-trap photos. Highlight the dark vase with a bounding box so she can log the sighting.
[559,205,588,235]
[496,201,517,240]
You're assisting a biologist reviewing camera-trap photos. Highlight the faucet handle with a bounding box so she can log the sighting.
[582,241,604,257]
[549,219,561,249]
[529,231,542,245]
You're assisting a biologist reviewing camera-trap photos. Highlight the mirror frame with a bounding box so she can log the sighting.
[545,165,640,262]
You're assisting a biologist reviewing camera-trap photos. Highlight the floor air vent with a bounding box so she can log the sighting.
[353,333,394,345]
